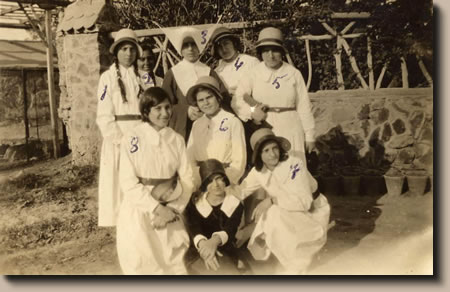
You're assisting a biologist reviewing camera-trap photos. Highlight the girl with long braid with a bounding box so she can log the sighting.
[96,29,146,227]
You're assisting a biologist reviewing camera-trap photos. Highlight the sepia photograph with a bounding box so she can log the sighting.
[0,0,433,276]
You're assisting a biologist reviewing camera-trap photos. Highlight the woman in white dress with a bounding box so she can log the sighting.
[116,87,194,275]
[185,76,246,189]
[239,128,330,274]
[233,27,316,161]
[96,28,146,227]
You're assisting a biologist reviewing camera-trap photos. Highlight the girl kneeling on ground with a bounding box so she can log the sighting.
[239,128,330,275]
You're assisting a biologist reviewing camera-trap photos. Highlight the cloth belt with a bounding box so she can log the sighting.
[138,174,178,186]
[115,114,141,121]
[266,107,296,113]
[137,174,179,206]
[196,161,231,168]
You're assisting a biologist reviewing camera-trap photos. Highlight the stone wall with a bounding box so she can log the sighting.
[56,32,112,165]
[310,88,433,174]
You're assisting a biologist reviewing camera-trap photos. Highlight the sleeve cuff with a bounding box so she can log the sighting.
[194,234,208,249]
[305,130,315,142]
[212,231,229,246]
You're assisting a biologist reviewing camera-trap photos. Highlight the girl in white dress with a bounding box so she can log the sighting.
[96,28,146,227]
[116,87,194,275]
[239,128,330,274]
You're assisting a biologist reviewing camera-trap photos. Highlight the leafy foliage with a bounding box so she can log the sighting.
[112,0,432,91]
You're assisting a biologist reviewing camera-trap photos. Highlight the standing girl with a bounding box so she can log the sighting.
[96,28,144,227]
[234,27,316,161]
[117,87,194,274]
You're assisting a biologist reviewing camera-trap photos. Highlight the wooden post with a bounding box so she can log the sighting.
[335,37,345,90]
[367,36,374,90]
[45,9,60,158]
[22,69,30,162]
[305,39,312,90]
[162,37,169,75]
[416,55,433,87]
[400,56,409,88]
[376,63,388,89]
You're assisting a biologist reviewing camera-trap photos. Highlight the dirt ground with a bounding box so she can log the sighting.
[0,155,433,275]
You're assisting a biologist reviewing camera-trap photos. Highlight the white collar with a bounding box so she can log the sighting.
[256,61,292,83]
[138,123,176,146]
[195,187,241,218]
[172,59,211,95]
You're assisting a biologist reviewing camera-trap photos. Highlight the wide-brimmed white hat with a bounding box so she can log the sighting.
[255,27,286,51]
[250,128,291,165]
[109,28,143,57]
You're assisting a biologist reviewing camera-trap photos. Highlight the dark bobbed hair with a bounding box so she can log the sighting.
[200,173,230,193]
[139,87,172,122]
[256,45,286,62]
[254,139,289,171]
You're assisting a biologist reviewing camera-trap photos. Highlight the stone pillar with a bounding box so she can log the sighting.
[56,0,118,166]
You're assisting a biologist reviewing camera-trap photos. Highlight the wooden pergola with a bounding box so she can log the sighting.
[0,0,72,158]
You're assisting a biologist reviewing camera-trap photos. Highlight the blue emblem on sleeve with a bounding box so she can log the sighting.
[130,136,139,153]
[219,118,229,132]
[100,85,107,100]
[272,74,288,89]
[290,163,300,179]
[234,57,243,71]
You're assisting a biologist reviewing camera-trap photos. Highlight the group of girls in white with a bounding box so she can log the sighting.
[96,26,330,275]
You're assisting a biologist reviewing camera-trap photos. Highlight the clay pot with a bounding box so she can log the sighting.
[384,175,405,197]
[406,174,428,196]
[320,175,340,196]
[341,175,360,196]
[362,175,385,197]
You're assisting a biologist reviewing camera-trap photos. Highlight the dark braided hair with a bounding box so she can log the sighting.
[113,44,143,103]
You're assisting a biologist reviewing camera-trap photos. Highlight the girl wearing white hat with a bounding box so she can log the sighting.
[96,28,147,227]
[233,27,316,162]
[116,87,194,275]
[162,27,232,141]
[185,76,246,189]
[238,128,330,274]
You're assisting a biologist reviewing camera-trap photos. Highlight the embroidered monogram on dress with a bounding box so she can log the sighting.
[234,57,243,71]
[100,85,107,100]
[130,136,139,153]
[272,74,288,89]
[290,163,300,179]
[219,118,229,131]
[201,30,208,44]
[142,73,154,85]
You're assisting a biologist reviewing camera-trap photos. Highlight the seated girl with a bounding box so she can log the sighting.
[184,159,249,275]
[239,128,330,275]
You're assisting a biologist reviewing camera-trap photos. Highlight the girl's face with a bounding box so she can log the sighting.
[261,46,283,70]
[138,49,154,73]
[196,89,221,117]
[217,38,238,62]
[260,141,280,170]
[116,42,137,68]
[147,99,172,131]
[206,174,227,197]
[181,38,200,63]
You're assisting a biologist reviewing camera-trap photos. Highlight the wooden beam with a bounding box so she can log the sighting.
[376,63,388,89]
[0,0,71,7]
[18,2,47,45]
[298,33,364,41]
[400,56,409,88]
[0,22,31,29]
[45,9,60,158]
[304,39,312,90]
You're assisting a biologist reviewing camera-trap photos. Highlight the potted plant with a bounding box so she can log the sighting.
[383,166,405,197]
[340,165,361,197]
[404,165,428,196]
